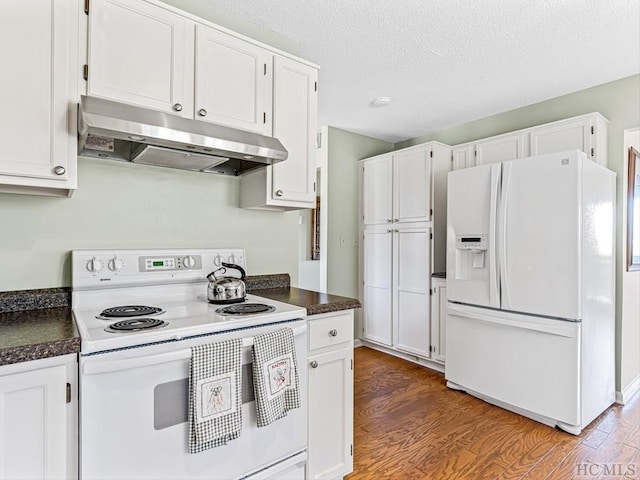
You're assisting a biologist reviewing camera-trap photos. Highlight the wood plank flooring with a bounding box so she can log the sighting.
[346,347,639,480]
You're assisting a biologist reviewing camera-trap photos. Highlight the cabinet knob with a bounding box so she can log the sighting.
[173,103,183,112]
[329,329,338,337]
[386,219,393,223]
[198,108,207,117]
[310,360,318,369]
[393,218,399,223]
[53,165,66,176]
[275,189,284,197]
[387,229,392,233]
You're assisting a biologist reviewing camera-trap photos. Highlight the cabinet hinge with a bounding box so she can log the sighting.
[66,383,71,404]
[84,0,90,14]
[351,444,353,456]
[474,149,477,157]
[314,81,317,92]
[430,208,433,216]
[591,126,594,135]
[430,233,433,240]
[263,112,266,124]
[430,150,433,158]
[313,182,316,192]
[351,359,353,370]
[430,289,433,296]
[591,148,594,157]
[263,63,267,75]
[83,64,88,81]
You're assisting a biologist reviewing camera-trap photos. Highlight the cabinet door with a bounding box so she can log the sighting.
[0,364,67,479]
[271,56,317,203]
[0,0,77,192]
[362,156,393,225]
[88,0,194,117]
[393,226,431,357]
[308,346,353,480]
[529,117,594,159]
[362,229,393,346]
[394,148,432,223]
[475,132,527,166]
[430,281,447,363]
[196,24,272,134]
[452,145,474,170]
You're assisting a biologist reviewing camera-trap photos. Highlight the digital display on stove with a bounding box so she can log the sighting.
[144,257,176,270]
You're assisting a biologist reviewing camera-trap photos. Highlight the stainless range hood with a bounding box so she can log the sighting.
[77,95,288,176]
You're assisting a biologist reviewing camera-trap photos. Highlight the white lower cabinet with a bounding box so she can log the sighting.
[0,0,79,196]
[430,277,447,364]
[307,311,354,480]
[0,354,77,480]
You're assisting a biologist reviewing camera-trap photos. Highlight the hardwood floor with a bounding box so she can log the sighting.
[346,347,639,480]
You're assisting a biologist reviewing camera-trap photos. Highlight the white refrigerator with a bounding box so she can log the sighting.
[445,149,615,435]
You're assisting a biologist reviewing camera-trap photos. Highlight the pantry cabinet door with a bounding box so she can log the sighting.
[362,229,393,346]
[362,155,393,226]
[195,24,272,134]
[88,0,194,117]
[394,148,432,223]
[393,226,431,358]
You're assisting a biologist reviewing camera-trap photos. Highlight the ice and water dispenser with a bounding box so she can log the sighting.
[454,234,488,278]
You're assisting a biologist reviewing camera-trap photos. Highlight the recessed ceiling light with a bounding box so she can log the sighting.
[371,96,391,107]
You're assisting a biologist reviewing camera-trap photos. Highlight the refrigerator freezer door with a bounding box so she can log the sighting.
[499,151,582,320]
[447,164,500,308]
[445,303,581,428]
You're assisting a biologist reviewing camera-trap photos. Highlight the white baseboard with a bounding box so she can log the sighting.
[354,338,364,348]
[358,340,445,373]
[616,375,640,404]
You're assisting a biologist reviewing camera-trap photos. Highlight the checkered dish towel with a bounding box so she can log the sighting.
[188,339,242,453]
[252,328,301,427]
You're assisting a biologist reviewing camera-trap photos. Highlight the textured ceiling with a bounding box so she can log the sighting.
[202,0,640,143]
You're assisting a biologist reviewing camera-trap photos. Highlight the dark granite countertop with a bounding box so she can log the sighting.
[0,275,358,366]
[251,287,361,316]
[0,306,80,367]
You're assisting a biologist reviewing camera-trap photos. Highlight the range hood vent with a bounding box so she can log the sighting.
[77,95,288,176]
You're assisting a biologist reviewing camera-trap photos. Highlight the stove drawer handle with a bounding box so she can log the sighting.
[81,324,308,375]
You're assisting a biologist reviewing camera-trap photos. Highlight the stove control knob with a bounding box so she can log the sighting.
[86,257,103,273]
[183,256,196,269]
[108,257,124,272]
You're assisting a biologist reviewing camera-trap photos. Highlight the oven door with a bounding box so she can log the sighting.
[79,320,307,480]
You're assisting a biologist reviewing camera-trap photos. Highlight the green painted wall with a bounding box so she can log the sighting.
[326,127,393,298]
[0,158,298,291]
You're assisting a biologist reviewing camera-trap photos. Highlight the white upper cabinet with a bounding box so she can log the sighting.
[88,0,194,117]
[452,113,609,170]
[195,25,272,134]
[528,113,608,167]
[475,132,528,166]
[452,144,474,170]
[240,55,318,210]
[0,0,78,196]
[362,146,436,226]
[393,148,432,223]
[362,155,393,225]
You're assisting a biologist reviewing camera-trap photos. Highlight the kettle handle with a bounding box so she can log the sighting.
[221,262,246,280]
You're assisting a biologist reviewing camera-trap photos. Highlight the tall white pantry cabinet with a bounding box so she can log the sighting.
[359,142,451,365]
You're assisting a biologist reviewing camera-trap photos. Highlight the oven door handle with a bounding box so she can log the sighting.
[82,324,307,375]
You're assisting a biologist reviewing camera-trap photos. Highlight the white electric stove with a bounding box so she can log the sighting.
[72,249,308,480]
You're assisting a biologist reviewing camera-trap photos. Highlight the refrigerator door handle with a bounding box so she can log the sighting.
[498,162,511,309]
[489,164,501,307]
[447,303,579,339]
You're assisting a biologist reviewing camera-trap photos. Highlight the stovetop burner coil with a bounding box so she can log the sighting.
[98,305,165,319]
[104,318,168,333]
[215,303,276,316]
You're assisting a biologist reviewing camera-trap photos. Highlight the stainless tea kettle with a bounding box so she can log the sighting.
[207,262,247,304]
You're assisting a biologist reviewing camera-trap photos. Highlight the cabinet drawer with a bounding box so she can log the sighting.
[308,314,352,351]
